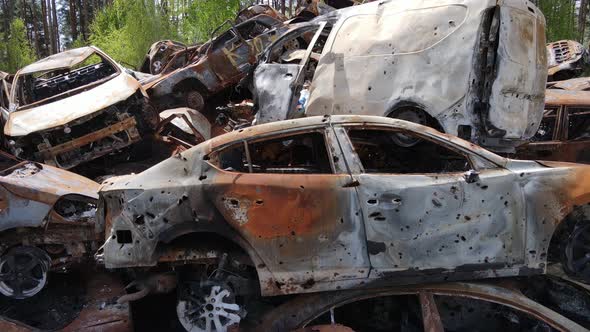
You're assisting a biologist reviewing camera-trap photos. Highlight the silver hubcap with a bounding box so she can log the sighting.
[177,285,242,332]
[0,247,49,299]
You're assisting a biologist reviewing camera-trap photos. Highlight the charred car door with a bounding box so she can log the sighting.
[253,22,326,124]
[338,125,526,279]
[207,25,246,83]
[204,126,369,292]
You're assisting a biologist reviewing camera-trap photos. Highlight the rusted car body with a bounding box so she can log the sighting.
[139,5,287,76]
[4,46,158,170]
[253,0,547,153]
[547,76,590,91]
[140,40,188,75]
[257,278,590,332]
[0,153,100,299]
[99,115,590,330]
[547,40,589,82]
[516,89,590,163]
[142,14,290,112]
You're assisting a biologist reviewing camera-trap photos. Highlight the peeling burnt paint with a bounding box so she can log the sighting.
[100,115,590,298]
[253,0,546,153]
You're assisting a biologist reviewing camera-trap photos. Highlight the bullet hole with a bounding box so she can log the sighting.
[367,199,378,205]
[484,257,489,263]
[469,246,473,250]
[461,236,466,241]
[464,215,471,221]
[300,185,305,189]
[368,86,372,91]
[291,231,296,236]
[529,250,537,255]
[333,156,339,162]
[432,199,442,207]
[199,175,207,180]
[340,218,344,224]
[163,218,169,223]
[111,234,116,239]
[149,197,154,202]
[230,199,239,206]
[134,215,145,225]
[504,201,509,206]
[279,261,283,265]
[178,195,189,205]
[161,191,165,194]
[255,199,264,205]
[146,212,155,219]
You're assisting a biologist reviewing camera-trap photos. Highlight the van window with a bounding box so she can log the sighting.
[331,6,467,56]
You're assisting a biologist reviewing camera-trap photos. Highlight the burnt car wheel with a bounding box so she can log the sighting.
[177,283,244,332]
[388,107,428,147]
[0,246,51,299]
[564,222,590,283]
[185,91,205,113]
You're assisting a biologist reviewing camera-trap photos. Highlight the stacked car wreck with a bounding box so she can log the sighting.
[4,0,590,331]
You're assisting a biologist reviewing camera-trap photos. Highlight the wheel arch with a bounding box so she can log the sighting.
[386,101,445,133]
[155,221,277,294]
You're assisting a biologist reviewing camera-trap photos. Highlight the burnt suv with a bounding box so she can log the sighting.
[2,46,158,170]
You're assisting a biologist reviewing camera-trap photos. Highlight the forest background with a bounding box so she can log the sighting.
[0,0,584,72]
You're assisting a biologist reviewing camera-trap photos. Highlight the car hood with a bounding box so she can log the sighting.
[1,162,99,205]
[5,73,142,137]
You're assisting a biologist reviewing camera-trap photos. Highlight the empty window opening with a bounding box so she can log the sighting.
[567,107,590,141]
[348,129,471,174]
[532,108,558,142]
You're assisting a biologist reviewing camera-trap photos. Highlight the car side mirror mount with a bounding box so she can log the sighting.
[464,170,480,184]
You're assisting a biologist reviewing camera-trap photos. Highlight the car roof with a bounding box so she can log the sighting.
[203,115,505,165]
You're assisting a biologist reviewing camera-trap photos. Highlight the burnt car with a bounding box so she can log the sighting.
[0,152,100,299]
[140,40,188,75]
[99,115,590,331]
[253,0,547,153]
[3,46,159,170]
[258,277,590,332]
[516,89,590,163]
[142,14,289,112]
[138,5,288,76]
[547,40,590,82]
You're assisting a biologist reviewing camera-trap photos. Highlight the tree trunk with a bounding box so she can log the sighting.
[78,0,87,40]
[29,0,41,56]
[288,0,292,17]
[69,0,78,41]
[51,0,59,52]
[41,0,52,54]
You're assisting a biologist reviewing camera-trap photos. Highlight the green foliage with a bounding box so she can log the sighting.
[180,0,241,44]
[0,18,37,73]
[89,0,177,69]
[538,0,577,42]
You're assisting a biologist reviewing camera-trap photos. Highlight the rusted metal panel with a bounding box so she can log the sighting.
[255,280,590,332]
[5,74,142,137]
[547,40,589,80]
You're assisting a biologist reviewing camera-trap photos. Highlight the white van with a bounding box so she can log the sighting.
[253,0,547,152]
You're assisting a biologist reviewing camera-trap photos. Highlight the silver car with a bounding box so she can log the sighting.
[99,115,590,331]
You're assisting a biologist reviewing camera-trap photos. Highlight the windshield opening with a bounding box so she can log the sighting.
[13,51,118,108]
